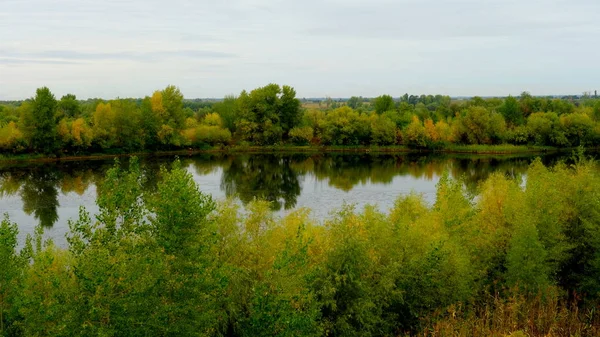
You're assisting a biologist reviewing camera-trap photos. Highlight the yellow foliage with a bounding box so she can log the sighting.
[150,91,165,116]
[181,128,197,145]
[71,118,93,147]
[424,118,439,142]
[435,120,453,142]
[203,113,223,127]
[157,124,175,144]
[184,117,198,129]
[0,121,24,149]
[57,119,71,143]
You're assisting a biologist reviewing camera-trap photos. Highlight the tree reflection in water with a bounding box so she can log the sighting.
[220,154,303,211]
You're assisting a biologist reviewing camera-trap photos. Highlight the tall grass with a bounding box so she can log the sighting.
[415,290,599,337]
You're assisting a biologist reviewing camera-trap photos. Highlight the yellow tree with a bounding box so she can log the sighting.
[71,118,93,148]
[93,102,116,149]
[424,118,439,142]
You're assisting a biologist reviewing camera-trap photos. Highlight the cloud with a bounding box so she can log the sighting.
[1,0,599,99]
[1,49,236,63]
[0,58,80,65]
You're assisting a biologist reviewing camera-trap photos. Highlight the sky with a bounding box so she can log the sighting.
[1,0,599,100]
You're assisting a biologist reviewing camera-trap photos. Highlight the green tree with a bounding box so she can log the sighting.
[58,93,81,118]
[370,115,397,145]
[505,220,551,292]
[0,216,27,336]
[147,160,222,335]
[161,85,185,130]
[236,84,301,145]
[279,85,302,137]
[213,95,239,133]
[373,95,395,114]
[347,96,363,109]
[23,87,59,153]
[499,95,523,126]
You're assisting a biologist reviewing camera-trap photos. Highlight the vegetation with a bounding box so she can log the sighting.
[1,86,600,157]
[0,154,600,336]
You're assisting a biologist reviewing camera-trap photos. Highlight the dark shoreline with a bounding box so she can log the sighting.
[0,144,582,165]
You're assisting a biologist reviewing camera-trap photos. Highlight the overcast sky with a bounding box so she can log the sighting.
[1,0,599,100]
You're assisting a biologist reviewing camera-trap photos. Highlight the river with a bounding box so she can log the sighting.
[0,152,569,246]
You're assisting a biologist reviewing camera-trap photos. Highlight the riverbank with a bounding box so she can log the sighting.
[0,144,582,164]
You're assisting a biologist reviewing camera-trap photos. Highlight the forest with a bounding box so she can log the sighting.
[0,154,599,336]
[1,85,600,156]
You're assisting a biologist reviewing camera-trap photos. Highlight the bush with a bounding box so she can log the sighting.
[289,126,314,145]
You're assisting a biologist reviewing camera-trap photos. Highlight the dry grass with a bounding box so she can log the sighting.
[412,290,599,337]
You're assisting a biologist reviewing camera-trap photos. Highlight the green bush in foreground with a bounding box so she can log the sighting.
[1,156,600,336]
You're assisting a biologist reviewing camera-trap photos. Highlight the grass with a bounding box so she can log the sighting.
[411,289,600,337]
[443,144,559,154]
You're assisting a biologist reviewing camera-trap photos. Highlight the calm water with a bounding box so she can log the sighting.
[0,152,568,246]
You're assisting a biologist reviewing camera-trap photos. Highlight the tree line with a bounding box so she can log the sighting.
[0,155,600,336]
[1,85,600,155]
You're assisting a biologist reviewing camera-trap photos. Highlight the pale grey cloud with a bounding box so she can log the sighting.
[0,58,80,65]
[1,0,599,99]
[1,49,236,62]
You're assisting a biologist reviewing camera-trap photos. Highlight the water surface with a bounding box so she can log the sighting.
[0,152,567,246]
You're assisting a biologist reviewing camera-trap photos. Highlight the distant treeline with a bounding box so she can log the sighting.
[1,156,600,336]
[1,85,600,155]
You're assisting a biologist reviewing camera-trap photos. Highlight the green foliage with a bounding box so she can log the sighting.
[505,220,551,292]
[23,87,59,154]
[560,113,594,146]
[212,95,239,133]
[58,94,81,119]
[236,84,301,145]
[454,106,506,144]
[370,115,396,145]
[161,85,185,130]
[0,216,26,335]
[289,126,314,145]
[373,95,395,114]
[319,107,371,145]
[346,96,363,110]
[499,95,523,127]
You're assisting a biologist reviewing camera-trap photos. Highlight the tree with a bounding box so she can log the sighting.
[279,85,302,137]
[0,216,26,335]
[373,95,395,114]
[161,85,185,130]
[347,96,363,109]
[370,115,396,145]
[23,87,59,154]
[92,102,116,149]
[519,91,537,117]
[454,106,506,144]
[499,95,523,127]
[212,95,239,133]
[403,116,428,148]
[58,94,81,118]
[236,84,301,145]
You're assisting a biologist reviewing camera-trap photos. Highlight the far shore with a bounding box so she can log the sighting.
[0,144,584,165]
